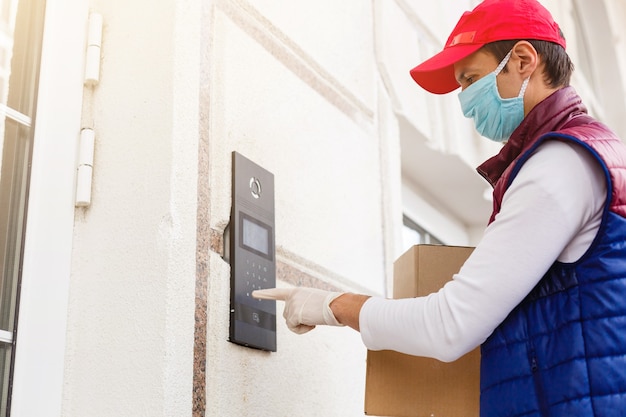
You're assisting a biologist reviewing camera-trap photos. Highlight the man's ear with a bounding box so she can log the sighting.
[511,41,538,77]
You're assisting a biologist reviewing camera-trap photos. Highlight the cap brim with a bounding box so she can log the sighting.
[410,43,484,94]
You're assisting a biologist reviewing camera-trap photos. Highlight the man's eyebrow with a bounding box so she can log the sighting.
[457,67,479,84]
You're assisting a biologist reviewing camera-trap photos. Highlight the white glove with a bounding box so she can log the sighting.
[252,287,344,334]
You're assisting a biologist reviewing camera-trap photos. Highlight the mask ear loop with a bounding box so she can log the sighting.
[518,77,530,98]
[494,50,513,76]
[495,49,530,98]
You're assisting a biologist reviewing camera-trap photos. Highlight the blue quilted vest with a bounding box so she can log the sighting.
[476,87,626,417]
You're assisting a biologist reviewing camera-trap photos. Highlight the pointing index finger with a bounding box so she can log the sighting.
[251,288,291,301]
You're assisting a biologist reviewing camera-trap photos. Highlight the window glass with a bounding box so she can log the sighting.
[0,0,46,414]
[0,344,10,414]
[401,214,443,253]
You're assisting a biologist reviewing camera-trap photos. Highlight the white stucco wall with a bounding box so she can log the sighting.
[62,0,199,415]
[209,1,385,293]
[204,2,383,415]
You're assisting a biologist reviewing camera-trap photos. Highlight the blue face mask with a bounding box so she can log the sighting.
[458,50,530,142]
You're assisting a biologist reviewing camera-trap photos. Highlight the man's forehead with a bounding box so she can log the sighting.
[454,51,497,77]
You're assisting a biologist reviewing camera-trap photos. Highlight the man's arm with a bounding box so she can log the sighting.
[256,142,604,360]
[330,293,371,331]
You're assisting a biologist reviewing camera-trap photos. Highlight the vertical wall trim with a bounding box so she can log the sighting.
[192,0,214,414]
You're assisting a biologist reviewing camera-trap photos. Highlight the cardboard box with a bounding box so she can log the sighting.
[364,244,479,417]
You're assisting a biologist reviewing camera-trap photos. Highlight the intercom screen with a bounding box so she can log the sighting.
[241,215,271,257]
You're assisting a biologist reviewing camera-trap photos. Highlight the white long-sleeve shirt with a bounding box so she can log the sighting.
[359,140,607,362]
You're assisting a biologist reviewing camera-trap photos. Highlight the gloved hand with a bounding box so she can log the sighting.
[252,287,344,334]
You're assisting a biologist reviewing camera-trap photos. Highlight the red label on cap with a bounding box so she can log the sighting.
[449,31,476,46]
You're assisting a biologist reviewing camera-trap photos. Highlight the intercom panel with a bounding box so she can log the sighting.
[229,151,276,351]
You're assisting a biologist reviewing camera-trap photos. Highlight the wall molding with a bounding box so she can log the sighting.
[217,0,374,128]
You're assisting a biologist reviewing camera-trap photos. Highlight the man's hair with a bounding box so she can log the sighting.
[482,37,574,88]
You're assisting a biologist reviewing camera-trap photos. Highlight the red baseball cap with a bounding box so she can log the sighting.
[410,0,566,94]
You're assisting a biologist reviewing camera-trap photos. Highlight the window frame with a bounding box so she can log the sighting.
[9,0,87,415]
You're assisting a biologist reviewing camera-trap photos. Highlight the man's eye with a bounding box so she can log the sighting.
[466,77,474,85]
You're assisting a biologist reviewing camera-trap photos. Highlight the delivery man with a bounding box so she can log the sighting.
[254,1,626,415]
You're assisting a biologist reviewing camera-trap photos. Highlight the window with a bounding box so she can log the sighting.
[0,0,46,414]
[401,214,442,253]
[571,1,596,92]
[570,0,626,139]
